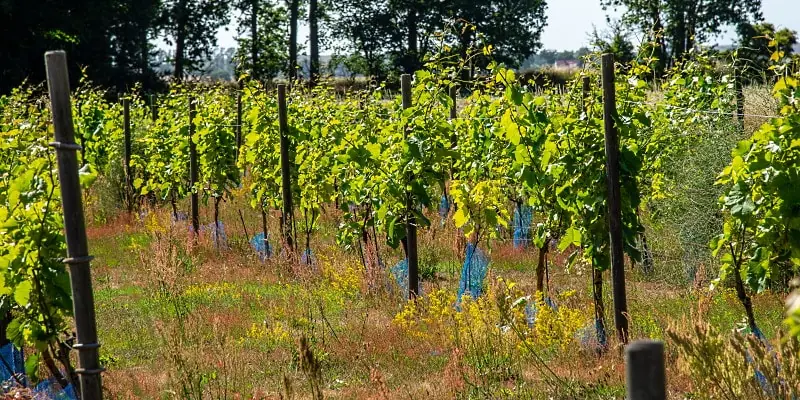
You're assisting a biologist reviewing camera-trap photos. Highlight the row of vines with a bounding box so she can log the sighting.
[2,45,800,386]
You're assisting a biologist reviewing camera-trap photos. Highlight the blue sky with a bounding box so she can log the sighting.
[213,0,800,51]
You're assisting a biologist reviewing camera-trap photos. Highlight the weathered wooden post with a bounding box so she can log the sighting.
[150,94,158,122]
[45,50,104,400]
[582,76,591,109]
[278,84,295,252]
[448,85,458,150]
[236,91,243,162]
[400,74,419,299]
[735,71,745,131]
[601,53,629,344]
[626,340,666,400]
[123,97,133,210]
[189,96,200,237]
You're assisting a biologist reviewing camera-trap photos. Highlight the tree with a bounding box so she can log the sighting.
[331,0,548,79]
[0,0,159,92]
[287,0,300,79]
[591,22,636,65]
[601,0,762,66]
[330,0,394,79]
[735,22,798,82]
[443,0,548,71]
[109,0,162,90]
[308,0,319,84]
[159,0,231,80]
[235,0,288,80]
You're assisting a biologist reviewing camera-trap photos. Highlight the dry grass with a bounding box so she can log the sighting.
[84,193,787,399]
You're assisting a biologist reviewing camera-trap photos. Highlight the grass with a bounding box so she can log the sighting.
[87,200,787,399]
[84,86,792,399]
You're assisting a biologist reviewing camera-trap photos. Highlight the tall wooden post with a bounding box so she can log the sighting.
[189,97,200,236]
[448,86,457,148]
[45,50,104,400]
[582,76,591,109]
[735,71,745,131]
[401,74,419,299]
[278,84,295,252]
[123,97,132,211]
[150,94,158,122]
[601,54,629,344]
[236,92,243,162]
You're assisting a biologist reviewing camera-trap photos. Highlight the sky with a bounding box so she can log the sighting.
[212,0,800,52]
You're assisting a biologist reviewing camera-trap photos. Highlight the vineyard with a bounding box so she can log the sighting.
[3,45,800,399]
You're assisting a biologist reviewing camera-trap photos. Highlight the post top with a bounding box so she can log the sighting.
[626,339,664,352]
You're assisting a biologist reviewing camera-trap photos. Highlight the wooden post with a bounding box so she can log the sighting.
[601,53,629,344]
[189,97,200,237]
[582,76,591,109]
[150,94,158,122]
[401,74,419,299]
[44,50,104,400]
[626,340,666,400]
[449,85,458,149]
[278,84,295,252]
[236,91,243,162]
[123,97,133,211]
[735,72,745,131]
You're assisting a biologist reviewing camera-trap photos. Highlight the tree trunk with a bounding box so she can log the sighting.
[732,255,759,334]
[685,2,697,53]
[405,6,418,74]
[171,193,178,221]
[535,240,549,298]
[251,0,259,80]
[261,208,269,256]
[593,266,607,351]
[214,197,221,247]
[42,348,70,393]
[173,0,189,80]
[141,29,149,78]
[288,0,299,80]
[669,2,687,64]
[458,27,473,83]
[309,0,319,85]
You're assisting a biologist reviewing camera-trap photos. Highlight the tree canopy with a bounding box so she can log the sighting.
[600,0,763,66]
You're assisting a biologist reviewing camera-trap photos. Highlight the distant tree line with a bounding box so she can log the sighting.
[0,0,548,92]
[2,0,797,93]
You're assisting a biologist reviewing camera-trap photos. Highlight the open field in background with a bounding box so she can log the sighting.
[75,85,791,399]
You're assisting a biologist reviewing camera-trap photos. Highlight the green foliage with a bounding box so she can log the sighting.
[735,22,799,83]
[591,22,636,65]
[131,88,191,208]
[240,81,281,214]
[0,85,110,384]
[713,71,800,294]
[193,88,240,203]
[234,0,288,80]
